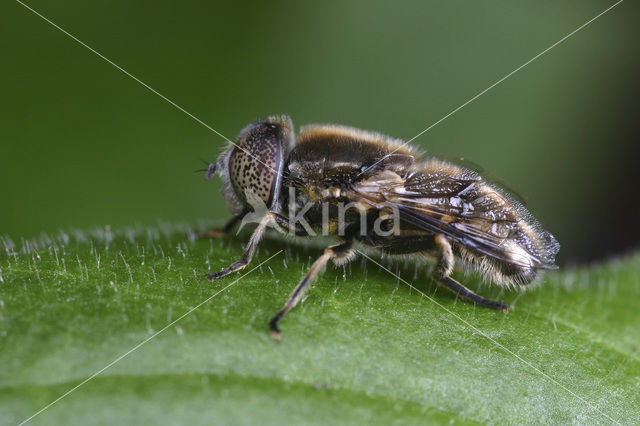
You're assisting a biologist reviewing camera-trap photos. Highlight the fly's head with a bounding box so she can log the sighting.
[207,115,295,215]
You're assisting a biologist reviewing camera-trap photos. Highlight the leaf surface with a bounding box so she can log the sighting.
[1,225,638,425]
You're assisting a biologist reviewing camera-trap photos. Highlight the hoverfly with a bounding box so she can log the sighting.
[202,115,559,338]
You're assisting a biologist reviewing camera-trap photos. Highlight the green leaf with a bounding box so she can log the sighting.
[1,224,638,425]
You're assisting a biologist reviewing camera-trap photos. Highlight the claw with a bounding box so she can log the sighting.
[197,230,228,239]
[205,273,221,282]
[270,330,283,340]
[269,315,283,340]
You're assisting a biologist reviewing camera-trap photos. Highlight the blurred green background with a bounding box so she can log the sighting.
[1,0,638,264]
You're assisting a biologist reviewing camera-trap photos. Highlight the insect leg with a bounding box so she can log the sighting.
[269,240,354,339]
[197,214,244,239]
[432,234,508,312]
[270,213,313,236]
[205,213,271,281]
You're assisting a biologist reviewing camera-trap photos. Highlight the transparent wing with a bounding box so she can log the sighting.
[347,170,552,270]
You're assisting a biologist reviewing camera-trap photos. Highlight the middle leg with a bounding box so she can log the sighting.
[269,240,354,339]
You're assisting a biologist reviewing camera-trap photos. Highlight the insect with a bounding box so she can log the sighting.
[202,115,560,338]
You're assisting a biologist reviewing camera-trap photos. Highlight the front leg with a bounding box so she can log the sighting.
[205,212,312,282]
[271,212,313,237]
[197,214,244,239]
[205,213,272,281]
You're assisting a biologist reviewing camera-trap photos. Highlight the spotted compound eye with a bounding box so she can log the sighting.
[228,118,292,210]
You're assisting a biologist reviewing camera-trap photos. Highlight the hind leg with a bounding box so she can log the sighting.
[432,234,508,312]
